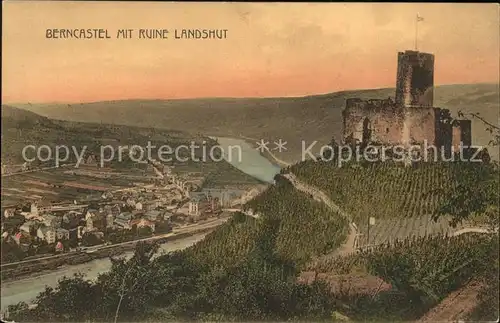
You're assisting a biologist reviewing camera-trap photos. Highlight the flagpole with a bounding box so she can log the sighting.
[415,14,418,51]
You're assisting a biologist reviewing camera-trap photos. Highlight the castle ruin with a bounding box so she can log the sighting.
[342,50,471,152]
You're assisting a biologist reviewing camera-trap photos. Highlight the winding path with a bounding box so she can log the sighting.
[452,227,497,236]
[283,172,497,255]
[283,172,497,322]
[283,173,358,256]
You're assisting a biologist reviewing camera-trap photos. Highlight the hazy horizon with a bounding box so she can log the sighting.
[3,2,499,103]
[3,81,499,106]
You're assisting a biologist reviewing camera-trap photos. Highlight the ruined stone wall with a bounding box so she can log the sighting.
[452,125,462,152]
[434,108,452,149]
[451,120,472,151]
[455,120,472,146]
[342,100,369,144]
[343,100,441,147]
[403,107,437,145]
[433,109,472,153]
[343,98,404,145]
[370,112,405,144]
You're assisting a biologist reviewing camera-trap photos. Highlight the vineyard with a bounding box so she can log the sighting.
[307,233,497,300]
[290,160,461,222]
[1,166,152,206]
[186,177,348,267]
[186,213,260,267]
[355,213,469,246]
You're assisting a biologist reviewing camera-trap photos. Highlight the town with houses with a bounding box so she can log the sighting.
[1,156,263,261]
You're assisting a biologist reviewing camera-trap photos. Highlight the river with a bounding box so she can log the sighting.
[1,138,281,311]
[1,233,207,311]
[215,137,281,183]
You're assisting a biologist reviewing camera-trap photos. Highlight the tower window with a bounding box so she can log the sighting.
[386,128,389,133]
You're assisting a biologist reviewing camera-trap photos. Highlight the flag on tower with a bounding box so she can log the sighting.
[414,13,424,50]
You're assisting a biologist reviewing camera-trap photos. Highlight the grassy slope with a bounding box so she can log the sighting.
[11,83,499,162]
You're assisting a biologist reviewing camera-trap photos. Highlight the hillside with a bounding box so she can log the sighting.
[1,105,90,166]
[307,233,498,321]
[7,178,497,322]
[186,176,348,267]
[290,160,458,222]
[4,146,497,322]
[1,106,261,205]
[1,105,52,128]
[288,158,499,246]
[11,83,500,162]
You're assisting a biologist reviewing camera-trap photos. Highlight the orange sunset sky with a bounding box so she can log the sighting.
[2,2,499,103]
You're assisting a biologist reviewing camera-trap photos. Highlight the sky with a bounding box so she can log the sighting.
[2,2,499,103]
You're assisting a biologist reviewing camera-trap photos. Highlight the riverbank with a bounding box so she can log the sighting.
[1,232,212,312]
[236,135,292,168]
[1,218,225,283]
[213,137,281,183]
[209,134,288,169]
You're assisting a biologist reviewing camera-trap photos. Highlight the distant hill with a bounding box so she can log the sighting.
[0,105,194,165]
[0,106,261,191]
[1,106,63,165]
[1,104,52,128]
[10,83,500,161]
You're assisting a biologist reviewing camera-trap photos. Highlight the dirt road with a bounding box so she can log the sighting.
[418,280,484,322]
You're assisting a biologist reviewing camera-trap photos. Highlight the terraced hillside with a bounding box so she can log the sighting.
[308,233,496,276]
[288,160,497,246]
[186,176,348,267]
[5,154,497,322]
[306,233,498,321]
[290,160,457,221]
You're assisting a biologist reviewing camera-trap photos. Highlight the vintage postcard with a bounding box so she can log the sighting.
[1,2,499,322]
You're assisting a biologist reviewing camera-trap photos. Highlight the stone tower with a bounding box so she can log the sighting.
[395,50,434,107]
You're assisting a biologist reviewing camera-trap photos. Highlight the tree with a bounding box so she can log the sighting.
[433,112,499,227]
[6,302,30,322]
[458,111,500,146]
[321,137,340,162]
[15,274,99,322]
[131,224,138,237]
[81,232,102,246]
[100,241,160,322]
[155,221,172,234]
[138,226,153,237]
[432,162,499,227]
[1,239,25,263]
[1,214,26,232]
